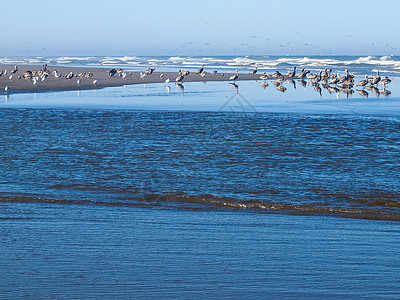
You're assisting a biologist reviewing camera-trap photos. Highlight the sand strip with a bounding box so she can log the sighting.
[0,64,267,94]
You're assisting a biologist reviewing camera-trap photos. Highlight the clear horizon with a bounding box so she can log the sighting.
[2,0,399,57]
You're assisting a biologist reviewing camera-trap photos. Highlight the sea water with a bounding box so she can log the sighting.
[1,56,400,298]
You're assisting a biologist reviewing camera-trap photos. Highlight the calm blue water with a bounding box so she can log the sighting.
[1,57,400,298]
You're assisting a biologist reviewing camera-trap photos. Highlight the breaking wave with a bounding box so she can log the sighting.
[1,55,400,75]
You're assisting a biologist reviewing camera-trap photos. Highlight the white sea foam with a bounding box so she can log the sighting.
[2,55,399,75]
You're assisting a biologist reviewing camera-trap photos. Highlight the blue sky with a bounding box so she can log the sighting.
[2,0,399,56]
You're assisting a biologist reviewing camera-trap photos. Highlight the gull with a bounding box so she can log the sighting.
[33,77,38,85]
[259,73,268,80]
[53,70,61,78]
[66,72,74,79]
[211,70,218,75]
[165,78,170,84]
[93,80,98,85]
[9,75,13,80]
[160,74,164,79]
[77,79,81,85]
[229,69,239,83]
[4,86,9,93]
[11,66,18,74]
[200,70,207,77]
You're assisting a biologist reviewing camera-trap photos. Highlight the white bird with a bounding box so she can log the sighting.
[93,80,98,85]
[229,69,239,82]
[4,86,9,93]
[160,74,164,79]
[165,78,170,84]
[9,75,13,80]
[77,79,81,85]
[33,77,38,85]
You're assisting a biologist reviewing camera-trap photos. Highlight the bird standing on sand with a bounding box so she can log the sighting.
[165,78,170,84]
[197,65,204,74]
[229,70,239,83]
[11,66,18,74]
[77,79,81,85]
[93,80,98,85]
[176,74,184,83]
[4,86,9,93]
[249,66,257,75]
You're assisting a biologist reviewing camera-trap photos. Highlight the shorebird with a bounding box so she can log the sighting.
[77,79,81,85]
[85,72,93,78]
[200,70,207,77]
[271,70,283,78]
[259,82,269,89]
[93,80,98,85]
[286,66,296,79]
[329,73,340,85]
[197,64,204,74]
[175,74,184,83]
[249,66,257,75]
[4,86,9,93]
[33,77,38,85]
[53,70,61,78]
[356,75,369,88]
[165,78,170,84]
[379,76,391,87]
[229,69,239,83]
[183,70,190,76]
[211,70,218,75]
[66,72,74,79]
[11,66,18,74]
[370,71,380,86]
[259,73,268,80]
[108,69,117,76]
[160,74,164,79]
[23,71,33,79]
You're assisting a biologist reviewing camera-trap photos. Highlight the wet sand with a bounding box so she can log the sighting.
[0,64,264,93]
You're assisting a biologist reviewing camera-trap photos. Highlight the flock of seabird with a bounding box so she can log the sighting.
[1,63,393,98]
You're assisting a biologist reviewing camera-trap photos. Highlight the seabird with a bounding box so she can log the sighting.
[108,69,117,77]
[176,74,184,83]
[211,70,218,75]
[197,64,204,74]
[77,79,81,85]
[160,74,164,79]
[370,71,381,86]
[11,66,18,74]
[356,75,369,88]
[285,66,296,79]
[165,78,170,84]
[93,80,98,85]
[66,72,74,79]
[4,86,9,93]
[229,69,239,82]
[200,70,207,77]
[379,76,391,87]
[259,73,268,80]
[249,66,258,75]
[259,82,269,89]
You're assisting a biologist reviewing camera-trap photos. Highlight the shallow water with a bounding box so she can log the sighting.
[1,65,400,298]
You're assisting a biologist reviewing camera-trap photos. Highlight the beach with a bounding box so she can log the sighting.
[0,64,262,93]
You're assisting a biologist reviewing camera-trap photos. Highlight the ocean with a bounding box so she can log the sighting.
[1,56,400,299]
